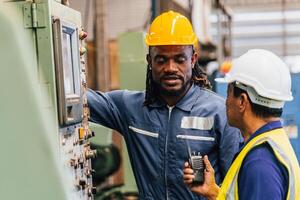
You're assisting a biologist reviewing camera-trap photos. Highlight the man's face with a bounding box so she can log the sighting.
[148,45,196,97]
[226,84,240,128]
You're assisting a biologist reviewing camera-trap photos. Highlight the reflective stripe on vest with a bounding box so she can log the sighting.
[217,128,300,200]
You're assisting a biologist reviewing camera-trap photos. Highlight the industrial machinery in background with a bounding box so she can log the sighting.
[193,0,232,64]
[191,0,233,91]
[214,1,300,162]
[2,0,97,199]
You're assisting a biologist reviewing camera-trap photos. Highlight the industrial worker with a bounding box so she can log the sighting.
[87,11,241,199]
[183,49,300,200]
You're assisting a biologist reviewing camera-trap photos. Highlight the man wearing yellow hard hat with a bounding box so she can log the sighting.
[183,49,300,199]
[87,11,241,199]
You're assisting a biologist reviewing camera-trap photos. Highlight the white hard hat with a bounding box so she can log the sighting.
[216,49,293,109]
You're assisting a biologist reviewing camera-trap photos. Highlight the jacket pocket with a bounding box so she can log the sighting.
[174,129,216,181]
[176,134,215,142]
[127,122,161,183]
[129,126,159,138]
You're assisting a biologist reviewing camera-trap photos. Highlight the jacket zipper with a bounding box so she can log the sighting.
[165,106,173,200]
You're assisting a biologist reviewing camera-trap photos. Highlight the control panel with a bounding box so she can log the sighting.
[53,18,97,199]
[2,1,98,198]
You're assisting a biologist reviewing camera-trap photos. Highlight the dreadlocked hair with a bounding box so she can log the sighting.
[191,61,212,90]
[144,63,156,106]
[144,49,212,106]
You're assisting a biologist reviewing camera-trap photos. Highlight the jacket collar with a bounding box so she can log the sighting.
[233,120,282,163]
[175,84,200,112]
[248,120,282,142]
[238,120,282,150]
[148,84,200,112]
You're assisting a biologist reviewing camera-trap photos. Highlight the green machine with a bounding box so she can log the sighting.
[0,0,96,199]
[119,31,148,91]
[118,31,148,194]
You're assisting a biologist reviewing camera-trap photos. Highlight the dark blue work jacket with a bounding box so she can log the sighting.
[87,84,241,200]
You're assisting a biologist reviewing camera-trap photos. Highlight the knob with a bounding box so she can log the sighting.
[79,47,87,56]
[82,81,87,87]
[61,138,66,146]
[88,187,97,196]
[85,169,93,178]
[78,139,84,145]
[69,158,76,167]
[85,149,97,159]
[79,31,88,40]
[76,178,87,189]
[85,130,95,139]
[91,131,95,137]
[83,142,90,148]
[78,158,84,169]
[73,139,78,146]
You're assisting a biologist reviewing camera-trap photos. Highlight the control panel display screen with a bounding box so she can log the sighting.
[61,26,80,96]
[53,18,82,126]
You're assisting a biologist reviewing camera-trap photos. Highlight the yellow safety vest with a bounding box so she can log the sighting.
[217,128,300,200]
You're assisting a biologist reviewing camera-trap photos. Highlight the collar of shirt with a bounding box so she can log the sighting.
[238,120,282,150]
[233,120,282,162]
[148,84,201,112]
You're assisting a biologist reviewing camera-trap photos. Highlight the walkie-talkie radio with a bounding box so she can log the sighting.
[189,152,204,184]
[185,134,205,184]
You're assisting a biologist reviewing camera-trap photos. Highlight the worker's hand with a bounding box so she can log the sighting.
[183,155,220,200]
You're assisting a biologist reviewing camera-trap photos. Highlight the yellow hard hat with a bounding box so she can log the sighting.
[145,10,198,46]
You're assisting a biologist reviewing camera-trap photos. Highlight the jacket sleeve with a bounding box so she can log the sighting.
[216,109,243,179]
[86,89,128,134]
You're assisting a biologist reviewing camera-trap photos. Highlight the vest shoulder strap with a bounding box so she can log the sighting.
[218,128,300,200]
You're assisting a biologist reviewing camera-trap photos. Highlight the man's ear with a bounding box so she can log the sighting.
[239,93,249,112]
[191,51,198,66]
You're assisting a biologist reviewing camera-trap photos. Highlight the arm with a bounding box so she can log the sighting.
[217,117,242,178]
[183,155,220,200]
[87,89,128,134]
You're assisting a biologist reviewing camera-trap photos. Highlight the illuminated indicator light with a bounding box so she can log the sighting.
[79,31,88,40]
[78,128,85,139]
